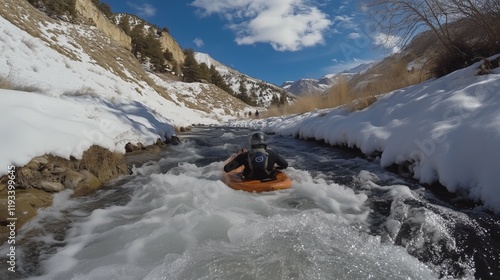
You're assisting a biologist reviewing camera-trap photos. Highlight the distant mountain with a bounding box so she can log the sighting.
[194,52,291,108]
[282,63,374,96]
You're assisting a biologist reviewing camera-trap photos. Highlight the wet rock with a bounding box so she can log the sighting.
[125,142,147,152]
[39,181,65,192]
[18,166,43,189]
[0,189,52,243]
[50,166,68,175]
[0,142,161,238]
[74,170,101,196]
[155,138,166,147]
[25,155,49,170]
[165,135,181,145]
[63,170,85,189]
[125,142,138,152]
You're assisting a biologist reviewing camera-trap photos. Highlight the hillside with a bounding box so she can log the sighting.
[194,52,291,108]
[110,13,185,71]
[104,8,289,108]
[0,0,260,167]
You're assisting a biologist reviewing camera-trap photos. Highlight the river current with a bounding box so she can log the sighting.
[1,126,499,280]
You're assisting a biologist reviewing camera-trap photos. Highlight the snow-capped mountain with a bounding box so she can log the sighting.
[282,63,375,96]
[281,78,332,96]
[194,52,291,108]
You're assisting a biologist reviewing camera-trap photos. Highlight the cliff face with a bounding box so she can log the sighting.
[159,32,185,65]
[74,0,132,51]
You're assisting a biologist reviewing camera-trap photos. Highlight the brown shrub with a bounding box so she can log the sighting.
[79,145,128,183]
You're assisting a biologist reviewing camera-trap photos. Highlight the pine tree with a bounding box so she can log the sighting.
[182,49,202,83]
[198,63,212,83]
[95,1,112,19]
[163,49,174,63]
[279,92,288,105]
[40,0,77,18]
[130,23,146,60]
[143,33,165,71]
[250,91,258,106]
[239,77,249,103]
[118,15,131,35]
[209,65,234,94]
[239,78,247,95]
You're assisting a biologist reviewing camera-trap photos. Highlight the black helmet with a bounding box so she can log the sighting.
[250,132,267,148]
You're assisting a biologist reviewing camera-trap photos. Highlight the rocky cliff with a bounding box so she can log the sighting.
[75,0,131,51]
[159,32,185,66]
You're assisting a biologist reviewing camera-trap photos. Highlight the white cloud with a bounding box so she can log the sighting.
[347,32,361,39]
[333,15,358,30]
[127,2,157,18]
[193,38,205,48]
[373,33,401,53]
[191,0,331,52]
[323,58,374,74]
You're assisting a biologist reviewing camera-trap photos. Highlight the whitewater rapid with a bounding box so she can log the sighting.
[5,127,498,280]
[10,135,438,280]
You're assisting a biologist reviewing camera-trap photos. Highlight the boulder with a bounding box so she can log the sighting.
[25,155,48,170]
[39,181,65,192]
[0,189,52,242]
[74,170,102,196]
[63,170,85,189]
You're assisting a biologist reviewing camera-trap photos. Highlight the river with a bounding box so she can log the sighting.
[1,126,499,280]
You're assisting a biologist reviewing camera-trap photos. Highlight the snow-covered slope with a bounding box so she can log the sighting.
[0,8,249,172]
[195,52,289,107]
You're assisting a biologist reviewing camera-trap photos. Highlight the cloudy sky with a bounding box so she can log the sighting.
[103,0,398,85]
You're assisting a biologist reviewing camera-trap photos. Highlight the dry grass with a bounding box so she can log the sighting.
[264,76,357,117]
[264,53,433,118]
[0,76,9,89]
[358,59,427,97]
[62,86,98,98]
[0,73,42,92]
[0,0,44,39]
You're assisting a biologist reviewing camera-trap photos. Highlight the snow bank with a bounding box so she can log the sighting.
[228,59,500,214]
[0,14,226,173]
[1,90,175,168]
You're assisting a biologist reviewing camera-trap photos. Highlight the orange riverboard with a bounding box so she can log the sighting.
[223,164,292,192]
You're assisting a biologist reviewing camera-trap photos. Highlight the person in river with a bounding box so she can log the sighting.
[224,132,288,180]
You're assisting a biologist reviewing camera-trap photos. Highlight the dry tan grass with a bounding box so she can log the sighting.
[356,59,427,98]
[0,73,42,92]
[0,0,175,102]
[1,0,44,39]
[264,76,355,117]
[264,52,434,118]
[0,76,9,89]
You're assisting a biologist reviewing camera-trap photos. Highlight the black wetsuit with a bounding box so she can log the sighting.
[224,148,288,180]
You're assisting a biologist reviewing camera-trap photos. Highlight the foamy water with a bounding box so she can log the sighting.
[4,128,494,279]
[15,145,435,279]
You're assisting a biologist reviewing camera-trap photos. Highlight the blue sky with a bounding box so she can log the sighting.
[102,0,399,86]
